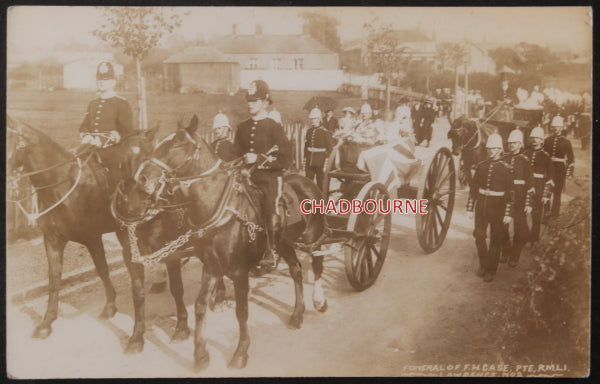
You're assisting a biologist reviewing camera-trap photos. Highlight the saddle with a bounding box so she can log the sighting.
[79,146,119,194]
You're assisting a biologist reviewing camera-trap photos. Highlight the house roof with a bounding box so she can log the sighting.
[342,29,433,51]
[163,46,234,63]
[211,34,335,55]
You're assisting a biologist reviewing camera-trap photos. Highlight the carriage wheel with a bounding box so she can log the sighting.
[416,147,456,253]
[344,182,392,291]
[320,147,338,200]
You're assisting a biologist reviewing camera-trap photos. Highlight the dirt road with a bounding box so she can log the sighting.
[7,118,589,378]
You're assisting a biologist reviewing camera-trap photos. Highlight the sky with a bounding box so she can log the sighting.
[7,6,593,58]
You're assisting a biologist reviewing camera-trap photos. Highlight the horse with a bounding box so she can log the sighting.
[6,115,177,349]
[113,115,329,370]
[447,115,495,187]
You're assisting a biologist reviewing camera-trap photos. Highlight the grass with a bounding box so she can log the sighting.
[7,89,366,148]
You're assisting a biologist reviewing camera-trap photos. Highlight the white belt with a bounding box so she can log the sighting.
[533,173,544,178]
[513,180,525,185]
[551,157,567,163]
[479,188,505,197]
[307,147,327,152]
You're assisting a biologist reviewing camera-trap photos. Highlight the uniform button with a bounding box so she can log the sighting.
[250,149,255,152]
[94,129,99,132]
[94,122,99,126]
[253,121,257,124]
[98,104,103,108]
[250,140,254,144]
[252,127,256,130]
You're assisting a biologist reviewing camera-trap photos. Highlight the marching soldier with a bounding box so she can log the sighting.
[501,129,534,267]
[543,116,574,217]
[304,108,332,188]
[234,79,292,274]
[467,133,513,282]
[523,126,554,243]
[79,61,134,182]
[210,112,236,161]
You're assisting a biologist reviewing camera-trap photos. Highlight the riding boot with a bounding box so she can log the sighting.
[252,214,281,276]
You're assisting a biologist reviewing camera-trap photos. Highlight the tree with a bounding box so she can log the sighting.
[299,12,341,52]
[93,7,185,130]
[436,42,470,119]
[364,21,411,117]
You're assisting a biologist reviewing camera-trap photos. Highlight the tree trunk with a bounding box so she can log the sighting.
[464,62,469,118]
[135,57,147,131]
[385,76,391,119]
[453,67,459,121]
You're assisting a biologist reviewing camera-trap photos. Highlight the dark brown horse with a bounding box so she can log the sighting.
[5,115,170,348]
[447,115,495,187]
[113,115,329,370]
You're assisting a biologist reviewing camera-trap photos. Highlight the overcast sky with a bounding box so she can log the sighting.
[8,6,592,57]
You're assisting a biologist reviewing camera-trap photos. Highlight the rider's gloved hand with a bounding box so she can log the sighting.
[503,215,512,225]
[81,134,95,146]
[109,130,121,144]
[244,153,257,164]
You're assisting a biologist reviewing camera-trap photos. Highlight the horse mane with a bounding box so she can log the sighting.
[8,115,73,159]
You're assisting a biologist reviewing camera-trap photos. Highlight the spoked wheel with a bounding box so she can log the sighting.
[345,182,392,291]
[416,147,456,253]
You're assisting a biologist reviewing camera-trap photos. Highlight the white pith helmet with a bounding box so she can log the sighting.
[360,103,372,115]
[212,112,230,130]
[529,126,545,140]
[507,129,524,145]
[309,107,322,120]
[486,133,503,149]
[551,115,564,128]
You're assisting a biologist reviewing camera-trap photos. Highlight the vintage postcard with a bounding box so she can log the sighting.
[6,6,592,378]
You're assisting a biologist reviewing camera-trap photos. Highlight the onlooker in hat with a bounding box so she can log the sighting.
[543,115,574,217]
[304,107,332,188]
[210,112,236,161]
[412,99,425,145]
[79,61,134,183]
[323,109,339,133]
[339,107,356,131]
[233,79,292,274]
[420,98,436,147]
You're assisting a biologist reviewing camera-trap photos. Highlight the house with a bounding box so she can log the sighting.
[463,41,497,74]
[341,29,436,73]
[163,46,240,94]
[63,57,123,89]
[210,26,344,91]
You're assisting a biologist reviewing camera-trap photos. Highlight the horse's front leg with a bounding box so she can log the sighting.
[228,268,250,369]
[165,258,189,343]
[85,236,117,319]
[193,264,217,371]
[280,241,305,329]
[116,230,145,354]
[33,234,67,339]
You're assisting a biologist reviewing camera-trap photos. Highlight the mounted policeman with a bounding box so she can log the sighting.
[78,61,137,187]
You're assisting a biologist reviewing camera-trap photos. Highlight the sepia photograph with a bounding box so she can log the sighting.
[6,5,592,378]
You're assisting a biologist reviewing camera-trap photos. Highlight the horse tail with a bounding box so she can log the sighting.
[283,173,327,244]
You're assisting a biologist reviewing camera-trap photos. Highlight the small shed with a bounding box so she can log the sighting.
[63,58,123,89]
[163,46,240,94]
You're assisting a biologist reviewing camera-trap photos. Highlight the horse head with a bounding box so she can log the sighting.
[447,115,479,156]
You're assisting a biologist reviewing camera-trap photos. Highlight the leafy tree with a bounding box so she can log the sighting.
[93,7,185,129]
[364,21,412,116]
[299,11,341,52]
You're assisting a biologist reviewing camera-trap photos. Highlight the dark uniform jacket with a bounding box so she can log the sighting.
[467,158,513,217]
[211,138,237,162]
[496,85,515,105]
[543,135,574,169]
[304,126,332,167]
[80,95,134,137]
[503,152,534,209]
[522,148,554,199]
[234,116,291,175]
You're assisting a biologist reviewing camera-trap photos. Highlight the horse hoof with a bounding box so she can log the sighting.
[287,316,303,330]
[149,281,167,294]
[32,325,52,339]
[314,299,328,313]
[125,339,144,354]
[170,327,190,343]
[228,354,248,370]
[98,304,117,319]
[194,353,210,372]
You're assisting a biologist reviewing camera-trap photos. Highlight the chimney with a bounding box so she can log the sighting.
[232,24,237,35]
[255,24,263,35]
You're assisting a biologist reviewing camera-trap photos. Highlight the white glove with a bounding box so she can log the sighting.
[81,134,94,145]
[524,206,533,215]
[109,130,121,144]
[503,216,513,225]
[244,153,257,164]
[467,211,474,220]
[542,197,550,204]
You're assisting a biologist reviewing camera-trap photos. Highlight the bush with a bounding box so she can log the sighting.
[490,194,590,376]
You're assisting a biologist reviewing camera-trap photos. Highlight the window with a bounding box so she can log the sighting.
[294,58,304,70]
[272,58,281,70]
[247,58,258,69]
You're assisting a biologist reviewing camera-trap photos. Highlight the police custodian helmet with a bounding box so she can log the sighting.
[246,80,271,102]
[96,61,116,80]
